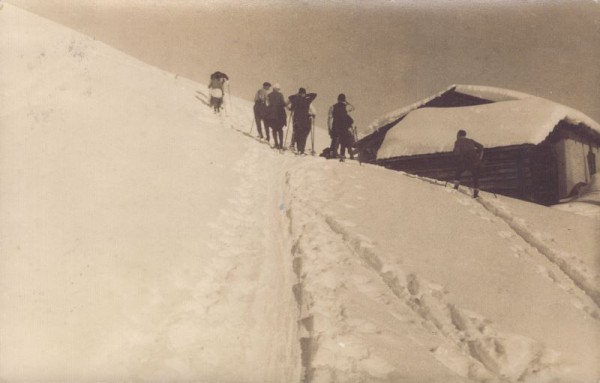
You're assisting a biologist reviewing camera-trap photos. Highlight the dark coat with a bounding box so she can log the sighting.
[289,93,317,132]
[331,102,353,133]
[453,137,484,168]
[265,90,287,129]
[289,93,317,120]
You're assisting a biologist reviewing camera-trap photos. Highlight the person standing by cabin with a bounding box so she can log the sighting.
[253,82,271,140]
[288,88,317,155]
[264,83,287,149]
[452,129,484,198]
[328,93,355,159]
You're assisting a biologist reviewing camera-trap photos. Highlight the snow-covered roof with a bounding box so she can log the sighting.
[366,85,600,160]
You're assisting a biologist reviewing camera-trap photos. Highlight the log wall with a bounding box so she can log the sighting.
[375,144,559,205]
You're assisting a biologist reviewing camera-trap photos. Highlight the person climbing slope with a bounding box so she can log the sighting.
[264,83,287,149]
[253,82,271,140]
[288,88,317,155]
[452,129,484,198]
[208,71,228,114]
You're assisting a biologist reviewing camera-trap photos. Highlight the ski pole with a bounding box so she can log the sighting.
[249,116,255,135]
[284,111,293,147]
[227,83,232,110]
[352,125,361,165]
[310,116,315,155]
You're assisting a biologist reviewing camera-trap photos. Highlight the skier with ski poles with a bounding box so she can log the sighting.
[292,104,316,154]
[264,83,287,150]
[208,71,228,114]
[287,87,317,155]
[452,129,484,198]
[253,81,271,140]
[328,93,355,159]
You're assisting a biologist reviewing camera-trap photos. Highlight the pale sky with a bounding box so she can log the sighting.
[7,0,600,131]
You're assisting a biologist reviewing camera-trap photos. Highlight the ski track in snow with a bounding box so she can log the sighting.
[205,108,302,382]
[407,173,600,319]
[477,197,600,312]
[4,5,598,381]
[280,163,565,382]
[456,188,600,318]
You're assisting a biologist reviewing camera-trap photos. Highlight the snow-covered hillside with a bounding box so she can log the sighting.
[1,4,599,382]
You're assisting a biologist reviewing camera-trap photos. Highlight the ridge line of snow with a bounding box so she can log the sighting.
[6,2,204,90]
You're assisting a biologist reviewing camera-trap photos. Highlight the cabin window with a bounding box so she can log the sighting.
[588,149,597,176]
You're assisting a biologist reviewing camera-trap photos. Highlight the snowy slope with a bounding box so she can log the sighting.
[283,164,600,382]
[0,5,300,382]
[1,4,599,383]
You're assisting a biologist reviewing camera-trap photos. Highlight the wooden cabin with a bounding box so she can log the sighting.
[357,85,600,205]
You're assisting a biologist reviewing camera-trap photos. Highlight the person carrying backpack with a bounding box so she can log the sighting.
[288,88,317,155]
[328,93,355,159]
[452,129,484,198]
[264,83,287,149]
[253,82,271,140]
[208,71,228,113]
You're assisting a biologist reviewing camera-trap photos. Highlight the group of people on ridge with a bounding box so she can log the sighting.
[253,82,316,154]
[216,73,484,197]
[253,82,356,158]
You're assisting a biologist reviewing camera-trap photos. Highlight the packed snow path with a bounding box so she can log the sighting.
[105,116,302,381]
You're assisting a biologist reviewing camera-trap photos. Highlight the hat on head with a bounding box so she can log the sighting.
[273,83,281,90]
[263,82,271,88]
[338,93,346,102]
[298,87,306,94]
[457,129,467,137]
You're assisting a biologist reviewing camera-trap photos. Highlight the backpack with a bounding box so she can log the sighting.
[210,87,223,98]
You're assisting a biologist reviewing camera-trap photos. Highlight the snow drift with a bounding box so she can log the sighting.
[377,97,598,159]
[1,4,599,383]
[554,173,600,218]
[362,84,600,160]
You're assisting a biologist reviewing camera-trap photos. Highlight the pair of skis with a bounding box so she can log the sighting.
[404,173,497,200]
